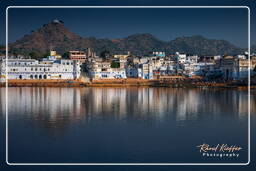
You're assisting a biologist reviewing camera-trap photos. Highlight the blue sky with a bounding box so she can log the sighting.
[0,0,255,48]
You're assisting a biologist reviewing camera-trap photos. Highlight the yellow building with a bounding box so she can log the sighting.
[49,50,62,60]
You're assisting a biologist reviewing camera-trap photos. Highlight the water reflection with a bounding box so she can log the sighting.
[1,87,252,163]
[0,87,252,126]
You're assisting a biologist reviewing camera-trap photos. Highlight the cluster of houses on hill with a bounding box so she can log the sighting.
[0,48,256,82]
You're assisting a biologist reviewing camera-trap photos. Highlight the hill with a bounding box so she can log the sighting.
[9,20,245,58]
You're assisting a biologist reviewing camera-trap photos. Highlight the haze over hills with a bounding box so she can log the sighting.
[7,20,248,58]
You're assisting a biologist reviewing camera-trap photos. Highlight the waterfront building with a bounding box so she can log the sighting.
[219,56,237,80]
[69,51,86,63]
[183,62,215,77]
[0,58,81,81]
[86,57,126,79]
[219,55,255,80]
[235,56,256,79]
[151,59,176,76]
[139,63,154,79]
[126,66,140,78]
[126,63,154,79]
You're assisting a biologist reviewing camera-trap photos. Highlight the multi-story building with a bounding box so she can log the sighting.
[0,58,81,82]
[86,57,126,79]
[69,50,86,63]
[219,56,237,80]
[219,55,256,80]
[139,63,154,79]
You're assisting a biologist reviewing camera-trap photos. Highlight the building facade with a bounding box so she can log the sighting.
[0,58,81,81]
[86,58,126,79]
[69,51,86,63]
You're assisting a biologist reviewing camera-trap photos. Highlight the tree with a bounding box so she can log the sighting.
[62,52,69,59]
[29,52,39,59]
[43,52,50,58]
[111,61,120,68]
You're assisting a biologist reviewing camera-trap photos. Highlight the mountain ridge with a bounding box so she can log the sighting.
[8,20,246,57]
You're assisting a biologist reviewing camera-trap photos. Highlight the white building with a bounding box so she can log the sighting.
[86,58,126,79]
[184,62,215,77]
[175,52,187,64]
[0,58,81,81]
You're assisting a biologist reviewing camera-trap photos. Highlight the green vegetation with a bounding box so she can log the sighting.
[111,61,120,68]
[62,52,69,59]
[29,51,40,60]
[42,52,50,58]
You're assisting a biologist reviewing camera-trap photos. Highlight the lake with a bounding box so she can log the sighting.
[0,87,253,164]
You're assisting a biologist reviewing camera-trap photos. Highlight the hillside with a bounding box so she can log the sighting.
[9,20,245,58]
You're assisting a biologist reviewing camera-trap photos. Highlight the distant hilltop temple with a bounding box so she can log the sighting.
[52,19,64,24]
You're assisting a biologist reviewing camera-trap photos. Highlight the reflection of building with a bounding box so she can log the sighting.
[6,87,86,123]
[2,87,252,127]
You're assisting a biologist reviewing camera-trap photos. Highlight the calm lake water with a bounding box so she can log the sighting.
[0,87,253,163]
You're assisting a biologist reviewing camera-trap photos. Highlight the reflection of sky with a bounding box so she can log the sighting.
[0,87,252,125]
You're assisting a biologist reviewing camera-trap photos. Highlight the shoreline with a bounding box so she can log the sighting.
[0,79,254,90]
